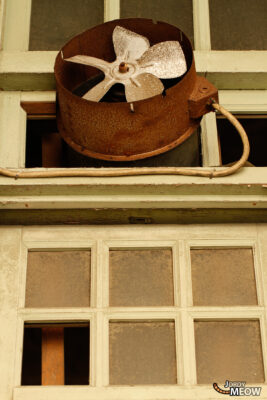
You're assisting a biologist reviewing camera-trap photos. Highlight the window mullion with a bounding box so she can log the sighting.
[104,0,120,22]
[192,0,211,50]
[181,310,197,385]
[0,91,26,168]
[2,0,32,51]
[201,112,221,167]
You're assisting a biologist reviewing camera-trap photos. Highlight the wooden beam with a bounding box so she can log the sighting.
[42,327,64,385]
[20,101,56,117]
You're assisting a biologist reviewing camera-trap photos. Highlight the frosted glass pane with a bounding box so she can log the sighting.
[195,320,264,383]
[109,321,177,384]
[109,249,174,306]
[26,251,91,307]
[191,248,257,306]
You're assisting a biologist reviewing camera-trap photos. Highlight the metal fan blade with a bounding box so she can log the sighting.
[82,76,114,102]
[113,26,150,61]
[138,41,187,79]
[65,55,110,73]
[125,73,164,102]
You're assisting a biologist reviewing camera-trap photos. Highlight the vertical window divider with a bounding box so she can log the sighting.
[18,241,28,310]
[0,92,26,168]
[0,0,6,50]
[172,242,180,307]
[14,315,25,387]
[200,112,221,167]
[102,313,110,387]
[2,0,32,50]
[259,313,267,383]
[253,242,265,307]
[90,312,97,386]
[192,0,211,51]
[90,242,98,309]
[101,241,110,309]
[104,0,120,22]
[175,315,184,385]
[182,241,194,308]
[181,311,197,385]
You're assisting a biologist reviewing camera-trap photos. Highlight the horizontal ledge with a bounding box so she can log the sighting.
[13,384,267,400]
[0,51,267,90]
[0,168,267,210]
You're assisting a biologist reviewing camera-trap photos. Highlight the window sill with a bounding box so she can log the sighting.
[13,384,267,400]
[0,167,267,210]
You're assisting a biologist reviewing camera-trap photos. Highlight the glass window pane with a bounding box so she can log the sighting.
[191,248,258,306]
[109,249,174,306]
[194,320,264,383]
[120,0,194,47]
[209,0,267,50]
[26,251,91,307]
[29,0,104,50]
[109,321,177,384]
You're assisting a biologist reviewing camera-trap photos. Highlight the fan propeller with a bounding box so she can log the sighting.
[64,26,187,103]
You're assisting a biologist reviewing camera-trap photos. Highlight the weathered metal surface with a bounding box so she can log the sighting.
[109,249,174,306]
[65,129,200,167]
[109,321,177,384]
[194,320,265,383]
[191,248,258,306]
[26,251,91,307]
[54,18,218,161]
[42,327,64,385]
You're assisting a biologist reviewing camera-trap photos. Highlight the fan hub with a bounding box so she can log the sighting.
[110,60,138,82]
[119,62,129,73]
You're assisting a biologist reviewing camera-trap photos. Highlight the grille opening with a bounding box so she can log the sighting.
[217,115,267,166]
[21,324,90,385]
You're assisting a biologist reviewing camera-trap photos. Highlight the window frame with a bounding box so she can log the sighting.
[5,225,266,399]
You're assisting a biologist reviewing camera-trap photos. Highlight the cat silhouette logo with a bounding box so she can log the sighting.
[213,380,261,396]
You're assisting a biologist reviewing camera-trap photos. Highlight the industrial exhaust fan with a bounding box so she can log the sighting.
[54,18,220,162]
[0,19,249,179]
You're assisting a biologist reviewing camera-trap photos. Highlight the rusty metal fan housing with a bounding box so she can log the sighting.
[54,18,218,161]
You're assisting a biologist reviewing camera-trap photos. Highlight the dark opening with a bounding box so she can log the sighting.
[64,327,90,385]
[26,119,61,168]
[25,116,201,168]
[21,327,42,385]
[21,324,90,385]
[217,116,267,166]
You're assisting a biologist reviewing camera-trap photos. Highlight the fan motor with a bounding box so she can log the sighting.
[54,18,218,161]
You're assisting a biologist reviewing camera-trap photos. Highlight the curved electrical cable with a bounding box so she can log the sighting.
[0,101,250,179]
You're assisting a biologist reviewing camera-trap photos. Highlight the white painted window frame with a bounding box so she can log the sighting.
[0,0,267,173]
[7,225,267,400]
